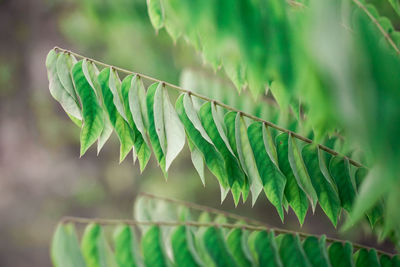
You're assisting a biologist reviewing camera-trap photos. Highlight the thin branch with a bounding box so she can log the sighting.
[53,46,364,168]
[352,0,400,55]
[60,216,395,256]
[138,192,268,227]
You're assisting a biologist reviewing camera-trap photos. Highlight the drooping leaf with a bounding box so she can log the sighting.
[248,230,283,267]
[302,236,330,267]
[141,226,169,267]
[302,144,341,227]
[328,241,354,267]
[51,223,85,267]
[175,94,229,201]
[98,68,134,162]
[288,134,318,211]
[147,83,167,175]
[154,83,185,171]
[56,52,79,104]
[226,228,252,267]
[146,0,164,32]
[276,133,309,225]
[113,225,138,267]
[354,248,380,267]
[81,223,117,267]
[46,50,82,124]
[224,111,250,202]
[199,102,246,205]
[329,156,356,212]
[203,227,238,267]
[247,122,286,219]
[71,60,104,155]
[171,226,201,267]
[127,75,152,171]
[279,234,311,267]
[235,114,263,206]
[187,136,205,185]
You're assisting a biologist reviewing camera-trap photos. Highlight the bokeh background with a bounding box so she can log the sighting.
[0,0,398,266]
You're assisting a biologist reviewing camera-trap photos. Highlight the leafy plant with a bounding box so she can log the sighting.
[46,0,400,265]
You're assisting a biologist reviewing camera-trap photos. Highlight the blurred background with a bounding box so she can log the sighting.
[0,0,398,266]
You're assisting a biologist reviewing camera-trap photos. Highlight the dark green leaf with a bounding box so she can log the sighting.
[113,225,138,267]
[279,234,311,267]
[302,235,330,267]
[328,241,354,267]
[203,227,238,267]
[141,226,169,267]
[171,226,201,267]
[354,248,380,267]
[248,230,283,267]
[226,228,252,267]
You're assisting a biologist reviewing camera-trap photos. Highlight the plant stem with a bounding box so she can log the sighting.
[61,215,395,256]
[53,46,364,168]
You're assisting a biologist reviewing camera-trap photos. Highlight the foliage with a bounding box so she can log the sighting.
[46,47,382,229]
[51,195,399,267]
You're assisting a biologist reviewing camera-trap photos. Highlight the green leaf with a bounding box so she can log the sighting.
[203,227,238,267]
[288,134,318,211]
[302,144,341,227]
[51,223,85,267]
[147,83,167,175]
[98,68,134,162]
[302,236,330,267]
[46,50,82,123]
[126,75,151,171]
[388,0,400,16]
[328,242,354,267]
[354,248,380,267]
[247,122,286,219]
[199,102,246,205]
[224,111,250,203]
[171,226,201,267]
[195,212,216,267]
[276,133,308,225]
[226,228,252,267]
[248,230,283,267]
[187,136,205,185]
[235,114,263,206]
[71,60,104,156]
[141,226,169,267]
[146,0,164,32]
[175,94,229,201]
[279,234,311,267]
[108,68,128,122]
[329,156,356,212]
[81,223,117,267]
[56,52,79,104]
[154,83,185,171]
[113,225,138,267]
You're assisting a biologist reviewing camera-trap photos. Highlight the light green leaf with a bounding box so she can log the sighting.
[121,74,151,171]
[98,68,134,162]
[199,102,246,205]
[224,111,250,203]
[147,0,164,32]
[46,49,82,122]
[51,223,85,267]
[147,83,167,175]
[302,236,330,267]
[276,133,308,225]
[248,230,282,267]
[235,114,263,206]
[328,242,354,267]
[288,134,318,211]
[188,136,205,185]
[226,228,252,267]
[247,122,286,219]
[329,156,356,212]
[155,83,185,171]
[71,60,104,156]
[113,225,138,267]
[302,144,341,227]
[279,234,311,267]
[354,248,380,267]
[108,68,128,122]
[56,52,79,103]
[171,226,201,267]
[141,226,169,267]
[175,94,229,201]
[388,0,400,16]
[81,224,117,267]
